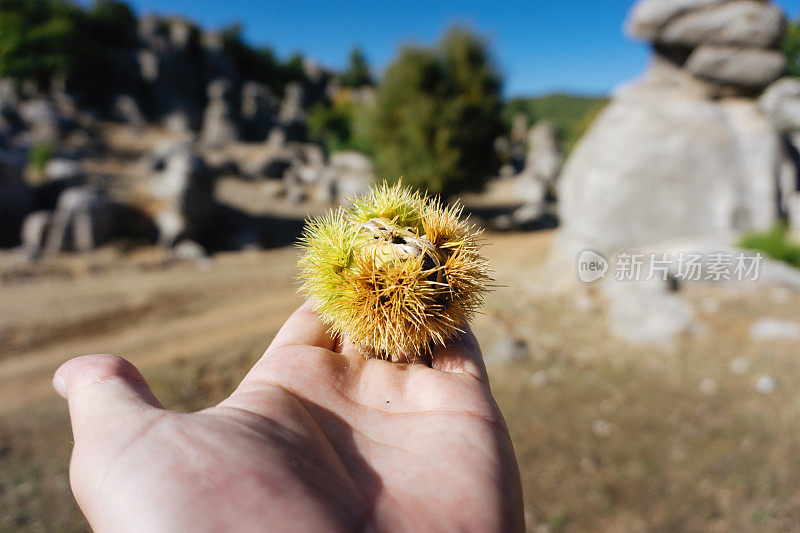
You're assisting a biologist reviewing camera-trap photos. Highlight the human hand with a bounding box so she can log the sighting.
[55,302,524,532]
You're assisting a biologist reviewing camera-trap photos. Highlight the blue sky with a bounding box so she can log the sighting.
[118,0,799,97]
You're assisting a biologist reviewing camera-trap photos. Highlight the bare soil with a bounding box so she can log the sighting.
[1,230,800,532]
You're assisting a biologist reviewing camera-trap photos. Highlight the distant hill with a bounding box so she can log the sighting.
[504,93,609,153]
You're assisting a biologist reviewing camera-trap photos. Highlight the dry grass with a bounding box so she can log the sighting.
[1,230,800,531]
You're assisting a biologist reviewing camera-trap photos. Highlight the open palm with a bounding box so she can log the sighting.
[56,302,524,532]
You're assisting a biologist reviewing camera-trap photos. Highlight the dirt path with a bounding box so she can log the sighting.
[0,246,304,415]
[0,231,551,416]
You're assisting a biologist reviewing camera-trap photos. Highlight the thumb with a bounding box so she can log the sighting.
[54,354,163,440]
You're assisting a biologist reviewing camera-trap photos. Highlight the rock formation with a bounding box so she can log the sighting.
[558,0,790,256]
[627,0,786,91]
[200,79,239,147]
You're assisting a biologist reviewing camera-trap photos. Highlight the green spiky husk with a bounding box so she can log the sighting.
[297,182,490,361]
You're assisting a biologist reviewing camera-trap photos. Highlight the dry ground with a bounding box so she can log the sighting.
[1,230,800,532]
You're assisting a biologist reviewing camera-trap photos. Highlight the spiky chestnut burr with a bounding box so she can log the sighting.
[297,182,490,362]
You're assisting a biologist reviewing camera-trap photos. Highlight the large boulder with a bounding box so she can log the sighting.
[626,0,725,41]
[557,67,779,255]
[626,0,787,94]
[760,77,800,131]
[17,98,61,144]
[145,145,217,246]
[658,1,785,48]
[685,45,786,89]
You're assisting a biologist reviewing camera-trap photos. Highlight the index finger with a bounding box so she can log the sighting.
[265,301,336,354]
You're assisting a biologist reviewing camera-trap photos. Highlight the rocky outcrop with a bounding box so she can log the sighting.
[685,45,786,89]
[626,0,786,93]
[760,78,800,131]
[328,151,374,201]
[143,144,217,246]
[200,79,239,147]
[559,63,779,255]
[240,82,276,141]
[558,1,790,256]
[277,83,308,142]
[43,187,117,253]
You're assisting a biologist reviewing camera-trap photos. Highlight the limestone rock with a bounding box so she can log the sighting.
[17,99,60,144]
[760,78,800,131]
[240,81,275,141]
[329,151,374,201]
[524,120,562,184]
[557,71,779,255]
[44,159,84,183]
[200,79,239,147]
[112,95,145,129]
[686,46,786,89]
[626,0,725,41]
[44,187,116,252]
[145,145,216,246]
[21,210,52,259]
[659,1,785,48]
[277,83,307,142]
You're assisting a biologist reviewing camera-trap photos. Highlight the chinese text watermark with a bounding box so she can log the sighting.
[577,251,762,283]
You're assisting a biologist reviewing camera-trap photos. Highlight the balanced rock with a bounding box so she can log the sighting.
[686,45,786,89]
[626,0,725,41]
[658,1,785,48]
[627,0,787,93]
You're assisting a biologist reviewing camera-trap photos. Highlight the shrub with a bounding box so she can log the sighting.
[369,27,503,196]
[738,222,800,269]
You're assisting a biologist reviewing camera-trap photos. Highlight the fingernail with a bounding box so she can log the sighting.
[52,374,67,399]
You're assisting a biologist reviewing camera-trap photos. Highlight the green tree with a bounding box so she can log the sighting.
[784,17,800,79]
[0,0,136,97]
[308,101,374,155]
[339,47,372,88]
[369,28,503,196]
[0,0,82,87]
